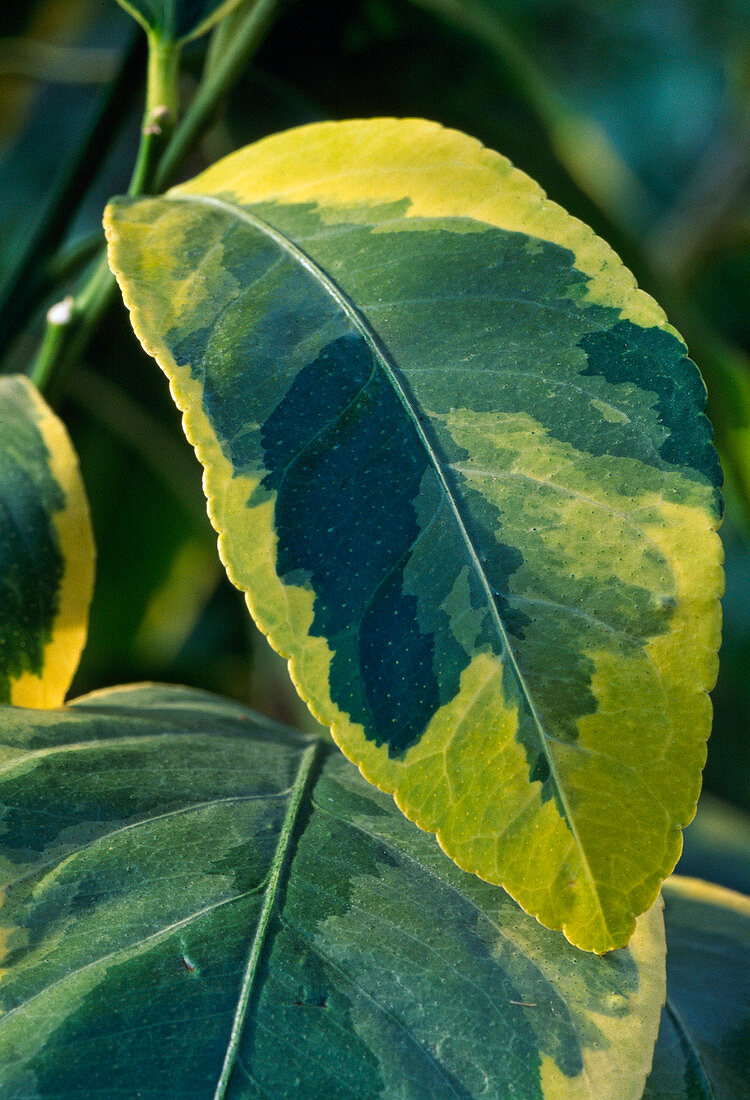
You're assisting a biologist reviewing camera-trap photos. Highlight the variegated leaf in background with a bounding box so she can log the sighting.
[115,0,244,43]
[105,118,723,952]
[644,876,750,1099]
[0,374,94,707]
[0,684,665,1100]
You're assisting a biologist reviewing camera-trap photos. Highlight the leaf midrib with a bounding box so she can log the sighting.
[663,999,716,1098]
[167,191,609,935]
[213,738,325,1099]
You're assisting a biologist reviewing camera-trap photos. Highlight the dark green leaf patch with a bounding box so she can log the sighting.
[580,321,722,491]
[260,332,465,755]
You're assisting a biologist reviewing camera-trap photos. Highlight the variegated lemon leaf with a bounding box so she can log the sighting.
[0,374,94,708]
[643,876,750,1099]
[0,683,665,1099]
[104,118,723,953]
[115,0,244,43]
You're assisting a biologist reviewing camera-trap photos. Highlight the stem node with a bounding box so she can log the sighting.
[46,296,76,327]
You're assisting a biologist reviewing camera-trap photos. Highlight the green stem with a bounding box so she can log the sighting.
[130,33,181,196]
[0,28,142,355]
[146,33,180,121]
[26,0,284,400]
[29,300,76,395]
[29,252,114,400]
[204,3,245,79]
[27,30,181,400]
[155,0,284,191]
[43,231,103,287]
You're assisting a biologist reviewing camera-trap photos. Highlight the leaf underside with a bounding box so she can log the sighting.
[105,118,723,952]
[0,375,94,708]
[0,684,665,1100]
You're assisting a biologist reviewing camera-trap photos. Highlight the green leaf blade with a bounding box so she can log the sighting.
[0,685,665,1099]
[0,375,95,708]
[105,118,723,951]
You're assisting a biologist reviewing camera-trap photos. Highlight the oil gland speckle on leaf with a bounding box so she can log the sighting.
[104,117,723,953]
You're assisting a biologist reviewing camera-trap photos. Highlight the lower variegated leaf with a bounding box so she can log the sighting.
[644,876,750,1099]
[0,684,664,1099]
[677,794,750,897]
[0,375,94,707]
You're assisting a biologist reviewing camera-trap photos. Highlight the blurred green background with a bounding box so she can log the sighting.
[1,0,748,841]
